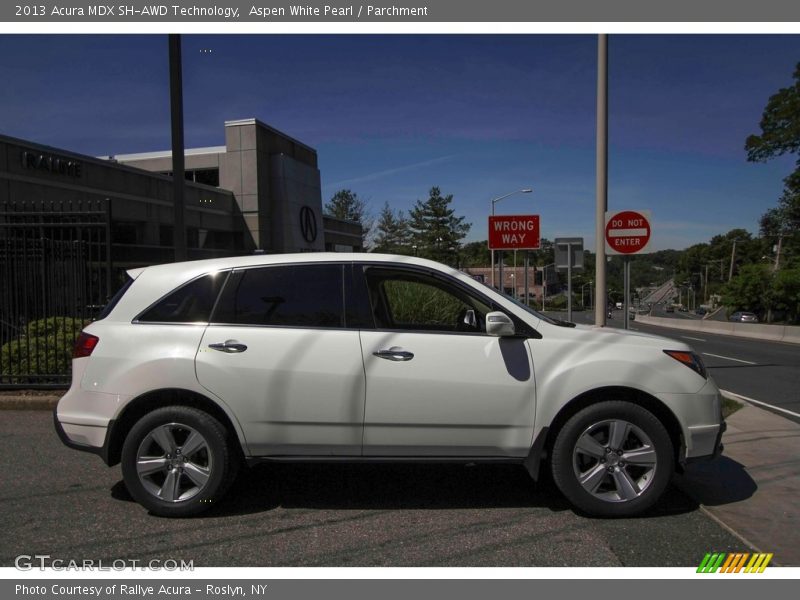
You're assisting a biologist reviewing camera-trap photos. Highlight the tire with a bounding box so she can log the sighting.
[121,406,239,517]
[550,401,674,517]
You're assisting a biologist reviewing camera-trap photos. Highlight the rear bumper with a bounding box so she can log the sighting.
[53,407,114,465]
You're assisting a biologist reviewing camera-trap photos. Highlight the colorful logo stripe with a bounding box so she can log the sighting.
[697,553,773,573]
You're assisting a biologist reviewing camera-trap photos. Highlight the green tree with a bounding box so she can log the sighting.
[371,202,412,254]
[722,264,772,317]
[324,189,373,249]
[408,187,471,265]
[746,62,800,267]
[772,267,800,322]
[459,241,491,267]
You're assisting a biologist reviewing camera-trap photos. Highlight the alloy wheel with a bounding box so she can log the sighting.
[572,419,657,503]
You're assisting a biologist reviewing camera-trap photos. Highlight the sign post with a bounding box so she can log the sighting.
[488,215,540,294]
[555,237,584,322]
[605,209,653,329]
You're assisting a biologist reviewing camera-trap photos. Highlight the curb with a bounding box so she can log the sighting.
[0,395,60,410]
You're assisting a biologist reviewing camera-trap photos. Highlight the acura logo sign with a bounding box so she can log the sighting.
[300,206,317,243]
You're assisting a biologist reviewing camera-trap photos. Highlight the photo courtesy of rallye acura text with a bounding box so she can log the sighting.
[55,253,724,518]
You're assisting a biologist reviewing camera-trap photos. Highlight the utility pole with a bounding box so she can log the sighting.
[594,33,608,327]
[169,34,187,262]
[774,234,783,272]
[728,239,738,282]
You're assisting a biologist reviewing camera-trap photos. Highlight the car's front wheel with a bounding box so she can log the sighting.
[121,406,238,517]
[550,401,674,517]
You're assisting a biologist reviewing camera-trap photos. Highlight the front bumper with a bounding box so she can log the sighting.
[685,421,728,464]
[657,378,726,462]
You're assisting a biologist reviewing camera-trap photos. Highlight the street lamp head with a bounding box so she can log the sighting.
[520,188,533,193]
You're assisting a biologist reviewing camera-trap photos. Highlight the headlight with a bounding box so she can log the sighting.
[663,350,707,379]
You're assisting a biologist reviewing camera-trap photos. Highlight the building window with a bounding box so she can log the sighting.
[194,169,220,187]
[158,168,219,187]
[187,228,199,249]
[112,222,141,245]
[159,225,173,247]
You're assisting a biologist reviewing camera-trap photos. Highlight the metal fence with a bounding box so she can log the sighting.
[0,200,111,388]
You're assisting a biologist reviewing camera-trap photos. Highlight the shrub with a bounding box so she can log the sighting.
[0,317,84,382]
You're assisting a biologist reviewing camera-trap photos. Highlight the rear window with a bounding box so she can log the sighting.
[137,271,228,323]
[96,276,134,320]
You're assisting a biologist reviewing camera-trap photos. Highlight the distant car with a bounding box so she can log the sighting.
[695,308,707,316]
[665,305,675,313]
[729,311,758,323]
[678,306,688,313]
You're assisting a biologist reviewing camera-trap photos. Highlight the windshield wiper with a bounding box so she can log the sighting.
[551,318,577,328]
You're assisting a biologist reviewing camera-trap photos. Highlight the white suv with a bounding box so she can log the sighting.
[55,253,724,517]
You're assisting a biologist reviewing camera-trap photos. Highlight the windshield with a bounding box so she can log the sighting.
[494,289,567,326]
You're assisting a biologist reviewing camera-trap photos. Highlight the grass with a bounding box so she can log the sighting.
[722,395,744,419]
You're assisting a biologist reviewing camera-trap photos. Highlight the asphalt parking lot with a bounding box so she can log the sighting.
[1,410,750,567]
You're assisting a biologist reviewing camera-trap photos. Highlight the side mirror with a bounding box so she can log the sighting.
[486,311,516,337]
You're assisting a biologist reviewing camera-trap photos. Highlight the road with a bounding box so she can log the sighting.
[1,411,747,568]
[555,309,800,422]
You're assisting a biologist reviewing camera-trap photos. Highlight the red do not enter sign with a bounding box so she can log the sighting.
[605,210,652,255]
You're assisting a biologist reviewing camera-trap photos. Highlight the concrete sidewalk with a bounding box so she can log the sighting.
[5,390,799,565]
[675,402,800,566]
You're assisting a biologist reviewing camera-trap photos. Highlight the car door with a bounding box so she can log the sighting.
[356,264,536,458]
[195,262,365,456]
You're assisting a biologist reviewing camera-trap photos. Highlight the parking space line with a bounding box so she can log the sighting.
[682,336,707,342]
[720,390,800,420]
[702,352,757,365]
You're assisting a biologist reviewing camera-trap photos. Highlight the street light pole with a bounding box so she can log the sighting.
[595,33,609,327]
[490,188,532,289]
[581,281,593,308]
[541,262,555,311]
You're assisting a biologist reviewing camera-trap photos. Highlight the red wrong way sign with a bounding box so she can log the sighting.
[605,210,652,255]
[488,215,540,250]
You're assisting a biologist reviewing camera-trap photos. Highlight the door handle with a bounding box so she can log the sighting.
[373,347,414,361]
[208,340,248,353]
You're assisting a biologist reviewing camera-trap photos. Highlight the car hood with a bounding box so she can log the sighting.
[544,322,690,351]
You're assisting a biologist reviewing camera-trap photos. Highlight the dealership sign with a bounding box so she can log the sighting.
[605,209,652,255]
[20,151,83,179]
[487,214,540,250]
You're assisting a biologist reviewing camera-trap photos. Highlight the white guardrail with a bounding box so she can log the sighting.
[636,314,800,345]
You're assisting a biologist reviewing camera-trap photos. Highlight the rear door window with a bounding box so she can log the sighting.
[213,264,345,328]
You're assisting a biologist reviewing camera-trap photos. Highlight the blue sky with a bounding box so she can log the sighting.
[1,34,799,250]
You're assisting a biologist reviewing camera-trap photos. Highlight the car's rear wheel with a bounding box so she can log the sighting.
[550,401,674,517]
[121,406,238,517]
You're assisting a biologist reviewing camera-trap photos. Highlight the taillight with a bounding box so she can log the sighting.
[663,350,707,379]
[73,332,99,358]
